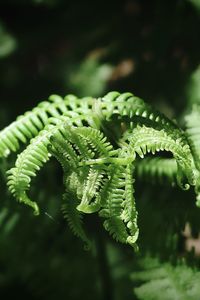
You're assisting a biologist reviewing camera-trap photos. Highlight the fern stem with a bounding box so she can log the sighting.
[79,157,135,166]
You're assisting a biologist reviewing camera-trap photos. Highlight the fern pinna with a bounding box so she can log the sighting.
[1,91,200,249]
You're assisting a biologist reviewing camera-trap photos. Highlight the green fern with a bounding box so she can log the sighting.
[6,116,93,215]
[1,91,200,249]
[185,105,200,170]
[131,256,200,300]
[62,191,92,250]
[0,94,77,157]
[185,105,200,206]
[102,92,174,127]
[99,164,135,246]
[124,125,195,189]
[0,94,98,158]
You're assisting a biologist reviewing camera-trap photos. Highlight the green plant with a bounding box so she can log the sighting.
[131,256,200,300]
[0,91,200,252]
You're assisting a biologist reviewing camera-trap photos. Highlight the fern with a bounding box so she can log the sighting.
[77,166,105,213]
[99,164,132,245]
[6,116,92,215]
[131,256,200,300]
[124,125,195,189]
[185,105,200,171]
[62,191,92,250]
[0,94,97,158]
[1,91,200,249]
[122,164,139,245]
[185,105,200,206]
[0,94,76,157]
[101,91,185,137]
[6,126,52,215]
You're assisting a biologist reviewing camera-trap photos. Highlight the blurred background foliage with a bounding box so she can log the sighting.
[1,0,200,299]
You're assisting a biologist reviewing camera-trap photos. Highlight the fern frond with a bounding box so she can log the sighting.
[101,92,189,154]
[75,127,114,157]
[99,165,125,218]
[0,94,98,159]
[98,165,137,247]
[50,126,115,214]
[102,92,179,130]
[0,94,79,158]
[6,124,54,215]
[76,166,105,213]
[121,164,139,246]
[62,191,92,250]
[125,125,195,189]
[184,105,200,206]
[131,256,200,300]
[49,127,81,169]
[53,134,94,250]
[6,112,99,215]
[3,90,200,251]
[6,117,80,214]
[185,104,200,171]
[50,126,102,213]
[103,216,129,244]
